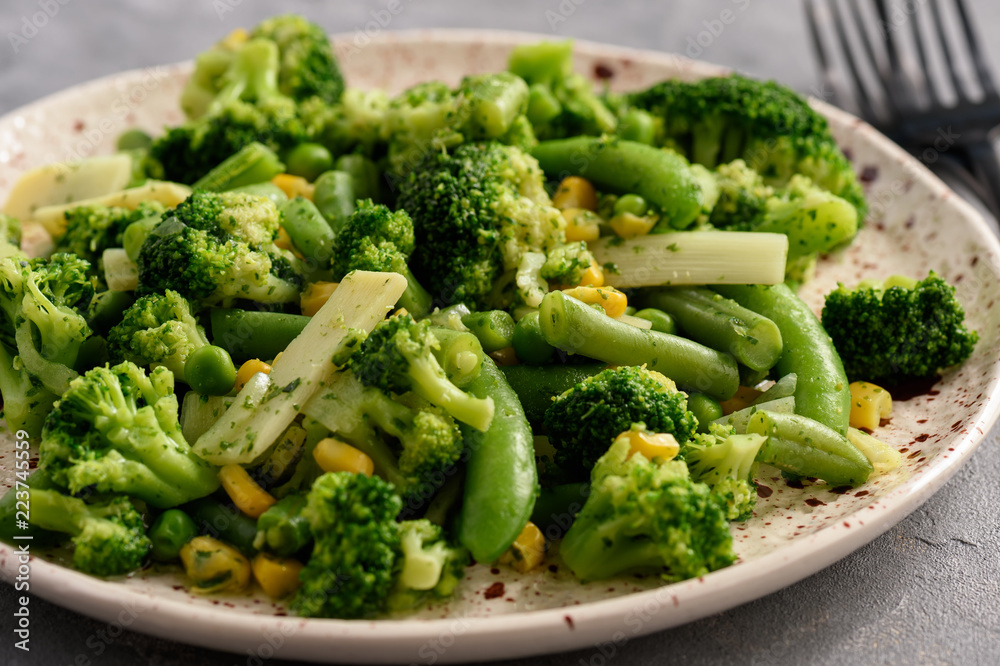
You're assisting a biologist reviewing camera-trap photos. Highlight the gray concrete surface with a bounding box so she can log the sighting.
[2,1,999,664]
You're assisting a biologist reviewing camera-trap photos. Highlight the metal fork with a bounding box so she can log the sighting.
[805,0,1000,220]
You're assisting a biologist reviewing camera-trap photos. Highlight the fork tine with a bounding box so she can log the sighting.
[927,0,971,103]
[804,0,846,105]
[953,0,1000,100]
[845,0,897,123]
[908,0,944,107]
[827,0,880,121]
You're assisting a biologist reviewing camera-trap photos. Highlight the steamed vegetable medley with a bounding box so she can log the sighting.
[0,15,980,619]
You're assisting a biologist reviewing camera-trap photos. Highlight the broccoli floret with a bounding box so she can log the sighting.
[312,370,464,501]
[54,202,166,266]
[622,75,866,222]
[382,73,535,176]
[153,37,311,184]
[396,142,594,309]
[560,435,736,582]
[292,472,467,618]
[136,191,302,306]
[304,88,389,158]
[508,39,617,141]
[350,315,495,432]
[106,289,210,383]
[331,201,432,316]
[682,423,767,521]
[27,488,150,577]
[38,361,220,508]
[709,159,774,228]
[250,14,345,105]
[0,253,95,435]
[821,272,978,384]
[543,366,698,484]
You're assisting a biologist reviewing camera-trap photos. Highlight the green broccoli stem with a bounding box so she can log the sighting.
[209,308,310,364]
[396,263,433,317]
[0,470,62,546]
[560,511,669,582]
[254,493,312,556]
[192,142,285,192]
[14,319,78,396]
[747,410,872,486]
[638,287,783,372]
[406,352,495,432]
[530,482,589,540]
[538,291,739,401]
[429,327,484,388]
[0,343,56,438]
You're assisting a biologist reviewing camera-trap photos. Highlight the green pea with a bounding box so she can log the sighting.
[614,193,649,217]
[148,509,198,561]
[116,128,153,151]
[285,143,334,182]
[185,345,237,395]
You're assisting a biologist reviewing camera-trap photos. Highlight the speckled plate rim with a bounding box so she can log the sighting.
[1,29,999,665]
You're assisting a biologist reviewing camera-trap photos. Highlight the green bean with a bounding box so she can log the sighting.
[617,108,656,145]
[714,283,851,435]
[687,392,724,431]
[457,357,538,564]
[183,497,259,556]
[461,310,516,353]
[530,482,589,540]
[192,142,284,192]
[633,307,676,335]
[312,170,355,233]
[430,327,484,387]
[148,509,198,561]
[229,182,289,205]
[184,345,237,395]
[512,311,556,365]
[499,363,605,424]
[640,287,783,372]
[279,197,336,266]
[285,143,333,182]
[334,154,381,203]
[747,410,873,486]
[531,136,703,230]
[210,308,310,363]
[538,291,739,400]
[254,494,311,556]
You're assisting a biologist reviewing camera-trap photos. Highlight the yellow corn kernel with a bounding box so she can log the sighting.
[313,437,375,476]
[609,212,657,239]
[274,226,294,251]
[300,281,339,317]
[561,208,602,243]
[271,173,315,201]
[616,428,680,463]
[561,285,627,318]
[221,28,249,51]
[252,553,304,599]
[235,359,272,392]
[218,464,276,518]
[180,536,251,594]
[575,258,605,288]
[849,381,893,431]
[488,346,520,366]
[499,521,546,573]
[719,386,762,415]
[552,176,598,211]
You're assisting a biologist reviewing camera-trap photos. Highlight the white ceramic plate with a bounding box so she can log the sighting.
[1,29,999,665]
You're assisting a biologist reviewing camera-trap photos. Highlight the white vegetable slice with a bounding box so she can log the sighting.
[102,248,138,291]
[193,270,407,465]
[33,180,192,237]
[590,231,788,288]
[3,154,134,222]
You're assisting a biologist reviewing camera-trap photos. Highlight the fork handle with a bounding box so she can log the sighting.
[963,139,1000,223]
